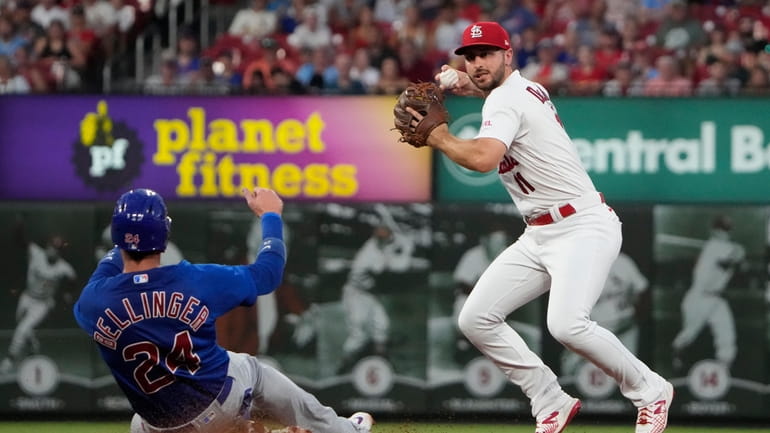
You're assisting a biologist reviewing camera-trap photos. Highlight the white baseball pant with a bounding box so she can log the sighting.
[458,204,667,420]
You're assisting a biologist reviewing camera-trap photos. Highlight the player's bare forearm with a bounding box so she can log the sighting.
[436,65,485,98]
[428,125,507,172]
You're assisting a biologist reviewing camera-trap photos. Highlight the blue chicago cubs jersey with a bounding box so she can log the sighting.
[73,215,285,427]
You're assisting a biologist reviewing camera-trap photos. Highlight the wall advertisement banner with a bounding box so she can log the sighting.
[438,98,770,203]
[0,96,431,202]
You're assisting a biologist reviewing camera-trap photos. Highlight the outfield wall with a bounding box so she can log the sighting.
[0,96,768,420]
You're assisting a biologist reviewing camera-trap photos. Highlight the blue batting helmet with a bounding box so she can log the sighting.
[111,188,171,252]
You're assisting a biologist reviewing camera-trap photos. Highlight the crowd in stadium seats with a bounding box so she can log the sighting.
[0,0,769,96]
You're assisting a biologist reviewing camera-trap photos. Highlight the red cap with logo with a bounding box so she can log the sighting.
[455,22,512,55]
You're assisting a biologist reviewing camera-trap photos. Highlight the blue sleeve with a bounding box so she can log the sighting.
[87,248,123,284]
[246,212,286,297]
[73,248,123,333]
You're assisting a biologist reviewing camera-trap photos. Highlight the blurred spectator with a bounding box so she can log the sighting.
[0,54,31,93]
[175,31,201,80]
[349,46,379,92]
[110,0,135,53]
[569,44,606,95]
[630,46,658,82]
[144,55,181,94]
[563,0,602,48]
[604,0,638,31]
[0,16,26,57]
[212,50,243,88]
[325,50,365,94]
[454,0,482,23]
[68,5,100,91]
[229,0,277,43]
[654,0,706,53]
[287,5,333,50]
[371,55,407,94]
[741,65,769,95]
[390,4,427,51]
[430,2,471,60]
[493,0,538,37]
[542,0,575,37]
[695,58,740,96]
[31,0,69,29]
[602,61,644,96]
[274,0,320,34]
[697,23,729,64]
[295,46,334,92]
[358,14,396,68]
[82,0,118,38]
[327,0,364,34]
[270,65,305,94]
[416,0,444,21]
[397,37,433,82]
[34,19,85,90]
[243,68,266,94]
[521,38,569,94]
[595,27,623,72]
[110,0,135,34]
[13,44,48,92]
[12,1,45,45]
[68,6,97,59]
[515,27,539,69]
[643,54,692,96]
[372,0,412,25]
[639,0,670,23]
[346,5,379,50]
[241,37,298,92]
[187,56,232,94]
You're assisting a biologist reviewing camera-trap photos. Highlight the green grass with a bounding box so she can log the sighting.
[0,422,769,433]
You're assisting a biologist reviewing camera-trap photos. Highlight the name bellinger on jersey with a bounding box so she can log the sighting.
[73,213,285,428]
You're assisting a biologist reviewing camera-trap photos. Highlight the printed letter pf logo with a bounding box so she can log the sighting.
[470,24,483,38]
[72,100,144,192]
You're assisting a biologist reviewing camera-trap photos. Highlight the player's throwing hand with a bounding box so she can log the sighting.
[243,187,284,216]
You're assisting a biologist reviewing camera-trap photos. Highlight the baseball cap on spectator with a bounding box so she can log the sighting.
[454,22,511,55]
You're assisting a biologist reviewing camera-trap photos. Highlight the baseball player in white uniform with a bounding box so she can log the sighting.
[562,251,649,376]
[414,21,673,433]
[1,235,76,373]
[337,208,415,373]
[671,215,745,369]
[452,228,509,359]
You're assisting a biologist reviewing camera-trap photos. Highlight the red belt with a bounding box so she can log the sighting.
[526,193,605,226]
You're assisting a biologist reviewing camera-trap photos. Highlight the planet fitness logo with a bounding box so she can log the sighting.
[441,113,499,187]
[72,100,144,192]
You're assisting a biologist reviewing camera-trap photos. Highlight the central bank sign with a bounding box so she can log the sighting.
[437,98,770,203]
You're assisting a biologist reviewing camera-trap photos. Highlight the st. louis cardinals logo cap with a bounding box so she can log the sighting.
[455,21,511,55]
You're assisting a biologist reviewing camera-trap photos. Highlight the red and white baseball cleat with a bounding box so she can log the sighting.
[535,398,581,433]
[349,412,374,432]
[635,382,674,433]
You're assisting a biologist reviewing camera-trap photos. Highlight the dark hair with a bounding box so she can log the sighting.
[124,250,161,262]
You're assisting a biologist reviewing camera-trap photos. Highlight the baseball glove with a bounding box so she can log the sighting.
[393,82,449,148]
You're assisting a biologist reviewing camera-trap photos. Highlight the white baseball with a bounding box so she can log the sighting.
[439,68,459,88]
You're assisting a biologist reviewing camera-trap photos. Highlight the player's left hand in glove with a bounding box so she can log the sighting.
[393,82,449,148]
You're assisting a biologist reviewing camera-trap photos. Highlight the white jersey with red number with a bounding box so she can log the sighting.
[476,70,596,217]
